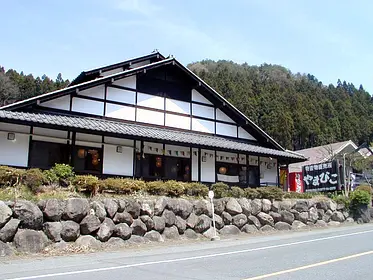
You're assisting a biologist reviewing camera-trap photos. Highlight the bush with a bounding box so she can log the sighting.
[257,187,284,201]
[43,169,59,185]
[283,192,315,199]
[332,194,350,209]
[101,178,146,195]
[184,182,209,197]
[229,186,245,198]
[73,175,100,195]
[0,166,24,187]
[244,188,260,199]
[350,189,371,209]
[22,169,46,193]
[211,182,230,198]
[355,185,372,196]
[50,164,74,186]
[163,180,185,197]
[146,181,167,196]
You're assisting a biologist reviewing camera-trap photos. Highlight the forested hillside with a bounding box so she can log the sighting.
[188,60,373,150]
[0,66,69,106]
[1,61,372,151]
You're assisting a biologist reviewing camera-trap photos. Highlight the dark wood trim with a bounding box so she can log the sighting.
[140,140,144,178]
[101,136,104,175]
[258,155,261,185]
[163,97,166,126]
[134,91,138,122]
[103,84,108,116]
[70,132,76,167]
[277,162,280,187]
[69,94,73,112]
[214,108,217,134]
[215,150,217,183]
[191,100,215,108]
[27,126,33,167]
[132,140,137,179]
[198,148,201,182]
[189,146,192,181]
[108,84,137,93]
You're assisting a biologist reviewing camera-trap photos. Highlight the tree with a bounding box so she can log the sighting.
[0,72,19,106]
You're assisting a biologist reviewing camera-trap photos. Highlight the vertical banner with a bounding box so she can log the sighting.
[279,168,288,191]
[302,160,341,192]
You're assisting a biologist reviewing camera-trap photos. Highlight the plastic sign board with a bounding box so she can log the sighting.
[208,190,214,199]
[302,160,341,192]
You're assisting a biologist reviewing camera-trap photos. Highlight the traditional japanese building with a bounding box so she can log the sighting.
[0,51,305,187]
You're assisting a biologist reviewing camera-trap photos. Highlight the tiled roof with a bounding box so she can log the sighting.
[0,110,306,161]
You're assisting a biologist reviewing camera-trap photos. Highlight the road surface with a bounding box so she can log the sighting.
[1,224,373,279]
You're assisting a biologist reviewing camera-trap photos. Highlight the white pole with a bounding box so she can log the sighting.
[208,190,219,241]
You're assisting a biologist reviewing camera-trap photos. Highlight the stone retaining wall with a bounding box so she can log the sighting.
[0,197,354,256]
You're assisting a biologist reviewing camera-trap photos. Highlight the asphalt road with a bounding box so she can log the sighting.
[2,224,373,280]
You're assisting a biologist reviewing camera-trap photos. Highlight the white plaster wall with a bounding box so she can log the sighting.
[201,149,215,182]
[238,127,256,141]
[40,95,70,111]
[165,99,190,114]
[0,123,30,133]
[144,142,163,155]
[0,131,29,167]
[33,127,68,144]
[165,114,190,130]
[164,144,190,158]
[72,97,104,116]
[192,148,199,181]
[136,109,164,126]
[192,104,214,119]
[103,144,133,176]
[106,87,136,104]
[104,137,134,147]
[75,133,102,148]
[216,123,237,137]
[113,76,136,89]
[260,157,278,185]
[137,92,164,110]
[191,118,214,133]
[105,104,136,121]
[192,89,212,105]
[78,85,105,100]
[216,109,234,123]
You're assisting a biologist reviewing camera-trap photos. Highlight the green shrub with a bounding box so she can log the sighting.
[73,175,100,195]
[350,189,371,209]
[332,194,351,209]
[229,186,245,198]
[146,181,167,196]
[355,185,372,196]
[22,169,46,193]
[244,188,260,199]
[211,182,230,198]
[43,169,59,185]
[163,180,185,197]
[0,166,24,187]
[257,187,284,201]
[283,191,315,199]
[50,164,74,186]
[184,182,209,197]
[101,178,146,194]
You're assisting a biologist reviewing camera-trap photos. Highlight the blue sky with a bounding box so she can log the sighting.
[1,0,373,92]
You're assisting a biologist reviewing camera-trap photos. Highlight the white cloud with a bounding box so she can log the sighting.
[114,0,162,16]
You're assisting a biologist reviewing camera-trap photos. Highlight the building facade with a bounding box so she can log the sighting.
[0,52,305,187]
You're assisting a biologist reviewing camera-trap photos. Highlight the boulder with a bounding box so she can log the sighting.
[0,201,12,228]
[250,199,262,215]
[260,225,276,232]
[90,201,106,222]
[279,200,296,210]
[280,210,295,224]
[241,224,259,234]
[247,215,261,229]
[102,199,119,219]
[194,200,212,217]
[336,203,345,211]
[167,198,193,219]
[0,240,13,257]
[63,198,89,223]
[271,201,280,212]
[290,209,300,221]
[225,198,242,215]
[13,200,43,230]
[114,223,132,240]
[123,199,141,219]
[140,215,154,231]
[125,235,149,244]
[162,226,180,240]
[113,211,133,225]
[238,198,252,216]
[61,221,80,242]
[291,220,307,230]
[202,227,217,239]
[221,212,232,225]
[14,229,48,253]
[0,218,20,242]
[75,235,101,249]
[219,225,240,235]
[326,200,337,211]
[316,200,328,211]
[144,230,164,242]
[154,197,168,216]
[214,214,224,230]
[43,199,65,222]
[345,217,355,223]
[315,220,327,227]
[294,200,309,212]
[106,237,126,247]
[323,210,333,222]
[354,205,371,223]
[331,211,345,223]
[275,222,291,231]
[262,199,272,213]
[194,214,211,233]
[232,214,248,228]
[80,215,101,235]
[269,212,282,223]
[131,219,147,236]
[328,221,341,227]
[186,212,199,229]
[308,207,318,223]
[184,228,199,239]
[153,216,166,233]
[162,209,176,227]
[317,209,325,220]
[97,218,115,242]
[140,200,154,217]
[214,198,226,215]
[298,212,309,224]
[343,211,350,219]
[257,212,274,226]
[43,222,62,242]
[174,216,187,234]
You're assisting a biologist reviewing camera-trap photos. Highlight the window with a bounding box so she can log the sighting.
[29,140,69,169]
[164,157,191,181]
[73,146,102,174]
[141,154,164,178]
[248,165,260,187]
